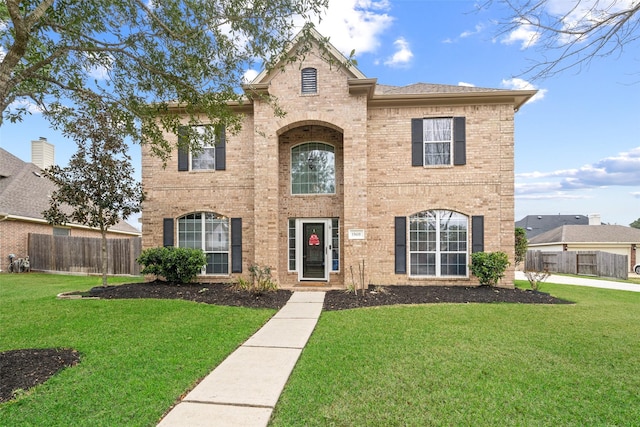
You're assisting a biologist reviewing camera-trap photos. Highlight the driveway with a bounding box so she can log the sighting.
[515,271,640,293]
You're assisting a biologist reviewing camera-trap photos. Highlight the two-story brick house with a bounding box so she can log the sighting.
[141,29,535,288]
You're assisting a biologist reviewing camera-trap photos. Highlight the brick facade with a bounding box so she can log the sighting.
[142,32,534,288]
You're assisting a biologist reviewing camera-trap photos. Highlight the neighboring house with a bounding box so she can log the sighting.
[516,214,592,239]
[528,225,640,272]
[0,148,140,270]
[141,28,536,288]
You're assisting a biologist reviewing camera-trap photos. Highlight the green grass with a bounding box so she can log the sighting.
[270,281,640,426]
[0,273,276,426]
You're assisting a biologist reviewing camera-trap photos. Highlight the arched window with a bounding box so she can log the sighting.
[291,142,335,194]
[409,210,468,276]
[178,212,229,274]
[301,67,317,94]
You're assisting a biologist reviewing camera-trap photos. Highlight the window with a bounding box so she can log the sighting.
[409,210,468,277]
[423,118,452,165]
[291,142,335,194]
[53,227,70,236]
[177,125,226,171]
[178,212,229,274]
[288,219,296,271]
[412,117,465,167]
[191,126,215,170]
[301,67,317,94]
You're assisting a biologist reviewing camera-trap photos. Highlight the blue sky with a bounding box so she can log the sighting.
[1,0,639,227]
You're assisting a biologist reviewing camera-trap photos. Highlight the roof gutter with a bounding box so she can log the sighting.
[0,214,140,236]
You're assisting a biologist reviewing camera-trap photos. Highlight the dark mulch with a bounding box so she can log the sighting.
[2,281,571,403]
[0,348,80,403]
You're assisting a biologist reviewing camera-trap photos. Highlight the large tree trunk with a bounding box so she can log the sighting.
[101,229,108,287]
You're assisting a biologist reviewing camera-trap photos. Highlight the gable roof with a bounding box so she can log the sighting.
[0,148,139,235]
[529,225,640,245]
[244,28,537,110]
[249,26,367,85]
[516,214,589,239]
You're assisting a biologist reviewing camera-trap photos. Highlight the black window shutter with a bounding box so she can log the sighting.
[411,118,423,167]
[231,218,242,273]
[453,117,466,166]
[163,218,174,247]
[177,126,189,171]
[215,126,226,170]
[395,216,407,274]
[472,215,484,253]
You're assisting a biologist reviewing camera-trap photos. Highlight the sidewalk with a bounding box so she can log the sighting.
[515,271,640,292]
[157,291,326,427]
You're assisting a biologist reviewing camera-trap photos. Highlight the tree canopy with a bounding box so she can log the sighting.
[0,0,330,161]
[487,0,640,80]
[42,101,145,285]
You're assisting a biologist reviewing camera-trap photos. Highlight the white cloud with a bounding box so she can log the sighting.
[384,37,413,67]
[517,146,640,199]
[243,69,259,83]
[8,99,43,115]
[312,0,394,55]
[632,192,640,199]
[460,23,485,39]
[501,19,540,49]
[458,82,476,87]
[501,77,547,103]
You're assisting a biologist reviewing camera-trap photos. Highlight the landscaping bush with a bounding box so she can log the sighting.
[137,247,206,283]
[233,264,278,294]
[470,251,510,286]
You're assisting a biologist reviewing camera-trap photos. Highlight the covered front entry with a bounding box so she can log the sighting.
[298,219,332,281]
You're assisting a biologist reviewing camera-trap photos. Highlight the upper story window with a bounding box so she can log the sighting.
[291,142,335,194]
[301,67,317,94]
[191,126,215,170]
[178,212,229,275]
[177,125,226,172]
[412,117,466,167]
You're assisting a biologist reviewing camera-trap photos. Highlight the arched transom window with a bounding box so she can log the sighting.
[291,142,335,195]
[409,210,468,277]
[178,212,229,274]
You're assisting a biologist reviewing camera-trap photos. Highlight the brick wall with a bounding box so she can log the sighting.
[142,45,518,288]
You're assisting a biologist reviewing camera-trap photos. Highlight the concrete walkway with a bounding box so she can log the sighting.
[157,291,326,427]
[515,271,640,292]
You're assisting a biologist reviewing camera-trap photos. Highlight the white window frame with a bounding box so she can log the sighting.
[409,210,468,277]
[423,118,453,166]
[290,142,336,195]
[178,212,229,275]
[190,126,216,171]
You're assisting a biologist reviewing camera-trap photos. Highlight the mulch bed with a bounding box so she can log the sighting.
[2,282,572,403]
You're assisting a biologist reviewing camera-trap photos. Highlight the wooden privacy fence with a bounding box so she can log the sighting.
[28,233,142,275]
[525,250,628,280]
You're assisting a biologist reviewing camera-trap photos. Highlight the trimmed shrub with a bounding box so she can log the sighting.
[470,251,510,286]
[137,247,206,283]
[232,264,278,294]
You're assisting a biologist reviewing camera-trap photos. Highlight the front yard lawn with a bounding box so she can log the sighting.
[0,274,276,426]
[270,281,640,426]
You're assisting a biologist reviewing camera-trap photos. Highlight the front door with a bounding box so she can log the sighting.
[299,219,331,281]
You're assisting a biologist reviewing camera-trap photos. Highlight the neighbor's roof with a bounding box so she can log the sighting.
[0,148,139,235]
[516,214,589,239]
[529,225,640,245]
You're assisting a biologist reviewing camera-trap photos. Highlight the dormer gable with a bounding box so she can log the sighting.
[242,26,375,99]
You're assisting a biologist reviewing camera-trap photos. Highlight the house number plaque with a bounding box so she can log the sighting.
[348,229,365,240]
